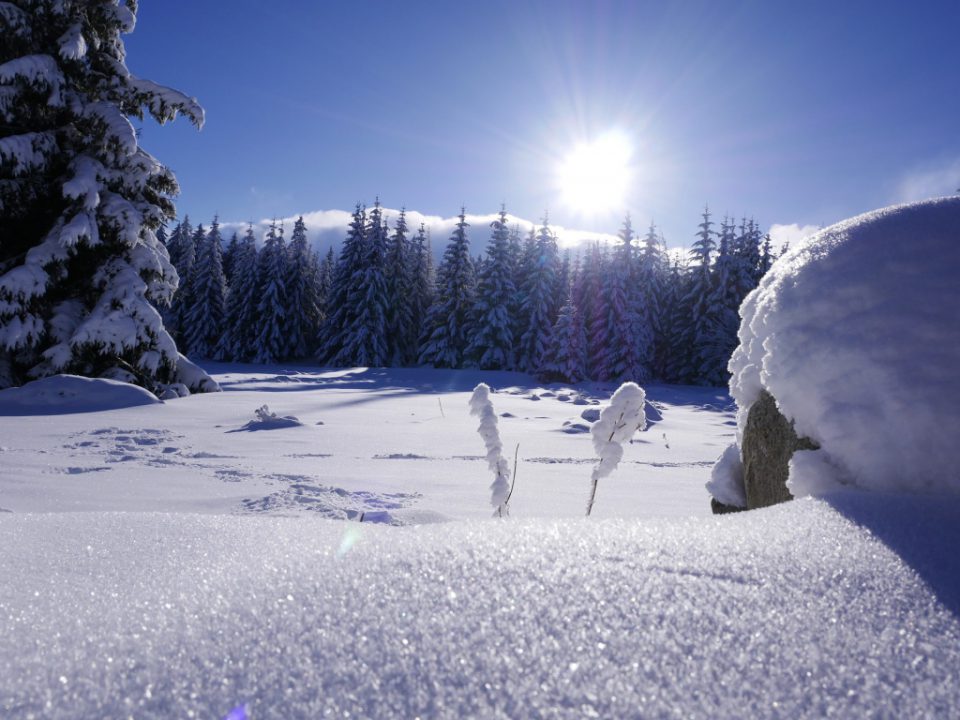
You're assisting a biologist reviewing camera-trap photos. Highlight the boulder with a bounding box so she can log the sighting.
[740,390,819,509]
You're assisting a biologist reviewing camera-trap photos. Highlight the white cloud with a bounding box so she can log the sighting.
[895,158,960,203]
[768,223,820,251]
[220,207,620,258]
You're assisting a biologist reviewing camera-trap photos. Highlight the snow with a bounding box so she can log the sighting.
[588,382,647,515]
[707,442,746,507]
[468,382,511,514]
[0,364,957,717]
[728,197,960,497]
[0,374,160,415]
[1,499,959,719]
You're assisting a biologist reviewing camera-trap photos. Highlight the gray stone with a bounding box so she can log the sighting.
[740,390,819,509]
[580,408,601,423]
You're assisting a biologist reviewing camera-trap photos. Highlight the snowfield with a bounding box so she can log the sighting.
[1,364,958,718]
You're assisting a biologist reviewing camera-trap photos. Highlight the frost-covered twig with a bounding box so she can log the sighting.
[586,382,647,516]
[469,383,511,517]
[504,443,520,508]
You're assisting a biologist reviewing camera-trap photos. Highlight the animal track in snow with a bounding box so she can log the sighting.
[238,474,421,524]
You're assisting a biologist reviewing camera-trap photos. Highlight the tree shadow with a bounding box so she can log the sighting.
[823,490,960,617]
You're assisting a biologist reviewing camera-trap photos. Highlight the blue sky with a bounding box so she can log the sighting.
[126,0,960,249]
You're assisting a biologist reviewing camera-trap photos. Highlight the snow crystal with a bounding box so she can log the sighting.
[0,374,160,415]
[727,197,960,496]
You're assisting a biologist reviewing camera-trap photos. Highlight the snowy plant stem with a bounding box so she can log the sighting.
[504,443,520,508]
[586,383,647,517]
[586,414,624,517]
[469,383,511,517]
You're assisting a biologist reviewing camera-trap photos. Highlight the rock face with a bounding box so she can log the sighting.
[740,390,819,509]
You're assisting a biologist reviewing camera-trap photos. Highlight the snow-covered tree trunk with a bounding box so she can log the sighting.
[0,1,207,394]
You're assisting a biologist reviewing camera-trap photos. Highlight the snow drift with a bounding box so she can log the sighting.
[725,196,960,497]
[0,374,161,415]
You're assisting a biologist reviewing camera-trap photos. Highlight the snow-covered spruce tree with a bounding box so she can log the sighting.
[469,382,511,517]
[317,204,366,365]
[0,1,205,392]
[695,218,741,386]
[639,221,667,376]
[517,218,561,373]
[603,214,652,383]
[586,382,647,516]
[672,206,716,384]
[334,199,388,367]
[419,209,474,368]
[579,241,610,380]
[252,220,288,364]
[758,232,775,277]
[181,216,226,359]
[285,215,320,359]
[316,246,334,324]
[538,290,586,383]
[408,222,434,359]
[214,223,258,362]
[660,253,693,383]
[384,209,415,365]
[465,208,516,370]
[222,229,240,287]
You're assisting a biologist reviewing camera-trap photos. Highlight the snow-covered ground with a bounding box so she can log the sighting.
[1,364,958,718]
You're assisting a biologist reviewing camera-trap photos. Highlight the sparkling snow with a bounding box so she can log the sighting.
[0,364,957,718]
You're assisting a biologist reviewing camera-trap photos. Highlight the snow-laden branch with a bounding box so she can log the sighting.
[586,382,647,516]
[469,383,511,517]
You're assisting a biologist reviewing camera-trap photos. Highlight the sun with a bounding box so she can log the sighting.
[556,130,633,216]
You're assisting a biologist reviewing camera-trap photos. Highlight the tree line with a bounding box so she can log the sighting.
[164,201,778,386]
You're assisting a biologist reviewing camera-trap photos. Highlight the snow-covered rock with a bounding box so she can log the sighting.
[724,197,960,498]
[0,374,160,415]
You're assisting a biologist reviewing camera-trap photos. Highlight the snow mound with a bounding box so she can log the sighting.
[230,405,304,432]
[0,374,160,415]
[1,500,958,718]
[728,197,960,496]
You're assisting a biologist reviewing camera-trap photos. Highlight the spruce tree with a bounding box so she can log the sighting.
[0,1,204,391]
[384,209,415,365]
[538,292,587,383]
[419,209,474,368]
[697,218,740,385]
[575,242,608,380]
[465,208,516,370]
[409,223,434,360]
[337,200,388,366]
[317,246,334,324]
[252,221,288,364]
[285,216,320,359]
[681,206,718,384]
[215,224,259,362]
[604,214,652,383]
[517,218,561,373]
[223,230,241,286]
[317,205,367,364]
[182,217,226,359]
